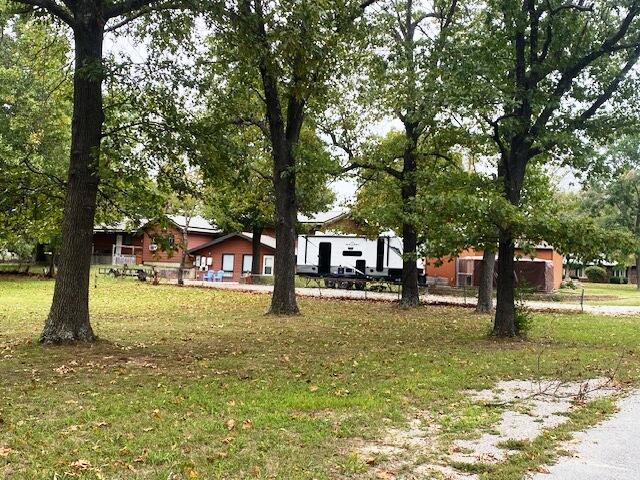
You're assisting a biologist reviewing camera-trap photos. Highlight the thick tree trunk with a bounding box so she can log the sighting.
[493,231,516,336]
[476,248,495,313]
[493,143,528,337]
[177,227,188,286]
[269,145,299,314]
[400,125,419,307]
[257,39,303,315]
[401,223,420,307]
[636,255,640,290]
[40,22,104,344]
[251,225,263,275]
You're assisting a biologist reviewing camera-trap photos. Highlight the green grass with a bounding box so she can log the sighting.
[1,275,639,479]
[560,282,640,306]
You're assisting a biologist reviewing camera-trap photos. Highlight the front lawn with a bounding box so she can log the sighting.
[1,275,639,479]
[561,281,640,306]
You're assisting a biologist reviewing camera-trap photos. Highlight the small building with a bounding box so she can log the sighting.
[187,232,276,281]
[92,216,221,267]
[426,244,564,292]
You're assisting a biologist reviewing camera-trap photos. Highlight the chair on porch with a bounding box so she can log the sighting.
[203,270,215,282]
[213,270,225,282]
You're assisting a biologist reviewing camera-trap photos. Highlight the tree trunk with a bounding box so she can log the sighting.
[399,125,419,308]
[476,248,495,313]
[493,231,516,336]
[401,222,420,307]
[177,225,188,286]
[251,225,263,275]
[269,147,299,315]
[46,245,56,279]
[40,22,104,344]
[257,38,303,315]
[636,255,640,290]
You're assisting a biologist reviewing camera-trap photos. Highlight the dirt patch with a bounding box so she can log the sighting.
[353,378,619,479]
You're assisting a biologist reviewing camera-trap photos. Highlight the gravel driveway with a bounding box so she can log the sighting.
[178,280,640,316]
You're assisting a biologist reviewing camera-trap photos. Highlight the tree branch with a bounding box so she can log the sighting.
[11,0,74,25]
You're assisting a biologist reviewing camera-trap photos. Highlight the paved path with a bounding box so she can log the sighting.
[530,393,640,480]
[176,280,640,316]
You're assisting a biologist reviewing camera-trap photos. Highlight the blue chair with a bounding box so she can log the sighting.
[214,270,225,282]
[203,270,215,282]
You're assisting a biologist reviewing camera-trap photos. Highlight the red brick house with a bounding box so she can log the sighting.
[92,216,221,267]
[187,232,277,281]
[426,244,564,292]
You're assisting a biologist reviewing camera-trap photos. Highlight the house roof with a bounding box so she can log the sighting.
[94,216,220,235]
[187,232,276,254]
[166,215,219,234]
[298,209,349,225]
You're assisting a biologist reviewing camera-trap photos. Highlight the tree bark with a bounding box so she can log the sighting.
[476,248,495,313]
[40,19,104,344]
[493,231,516,336]
[177,226,188,286]
[399,124,420,308]
[636,254,640,290]
[269,146,299,314]
[492,145,527,337]
[259,67,301,315]
[251,224,263,275]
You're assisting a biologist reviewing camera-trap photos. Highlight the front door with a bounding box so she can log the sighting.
[318,242,332,275]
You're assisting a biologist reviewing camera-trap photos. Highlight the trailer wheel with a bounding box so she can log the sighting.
[324,279,336,289]
[355,282,365,291]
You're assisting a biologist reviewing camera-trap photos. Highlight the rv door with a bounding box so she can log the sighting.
[318,242,332,275]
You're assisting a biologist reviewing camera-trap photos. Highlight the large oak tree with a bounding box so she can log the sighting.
[461,0,640,336]
[9,0,178,343]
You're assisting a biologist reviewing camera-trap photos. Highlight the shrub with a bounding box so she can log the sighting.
[610,276,629,285]
[584,266,608,283]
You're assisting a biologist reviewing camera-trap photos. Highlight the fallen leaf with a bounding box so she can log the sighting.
[225,419,236,431]
[309,385,319,392]
[70,459,92,470]
[0,447,14,457]
[242,419,253,430]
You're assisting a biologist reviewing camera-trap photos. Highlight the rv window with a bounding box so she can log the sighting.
[343,250,362,257]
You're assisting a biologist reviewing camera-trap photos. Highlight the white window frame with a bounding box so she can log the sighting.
[263,255,274,276]
[242,254,253,274]
[222,254,235,278]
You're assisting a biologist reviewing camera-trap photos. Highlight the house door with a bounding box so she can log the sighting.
[318,242,332,275]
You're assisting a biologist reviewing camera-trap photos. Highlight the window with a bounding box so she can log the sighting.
[222,254,235,277]
[242,255,253,274]
[263,255,274,275]
[343,250,362,257]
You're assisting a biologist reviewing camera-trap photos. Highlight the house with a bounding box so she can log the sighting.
[141,216,221,267]
[93,221,144,265]
[92,216,221,267]
[187,232,276,281]
[426,244,564,292]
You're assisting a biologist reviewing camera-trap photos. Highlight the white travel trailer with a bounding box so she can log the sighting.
[296,233,425,285]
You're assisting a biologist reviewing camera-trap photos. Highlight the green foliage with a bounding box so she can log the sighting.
[609,276,628,285]
[585,266,608,284]
[0,17,71,247]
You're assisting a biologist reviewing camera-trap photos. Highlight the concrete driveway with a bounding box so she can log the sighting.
[530,393,640,480]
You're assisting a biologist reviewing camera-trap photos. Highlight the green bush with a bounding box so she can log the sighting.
[609,276,629,284]
[584,266,608,283]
